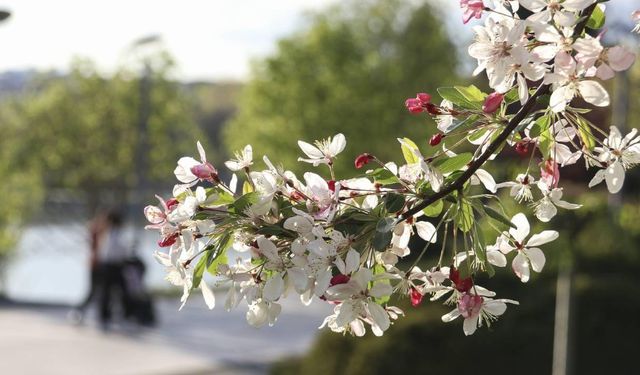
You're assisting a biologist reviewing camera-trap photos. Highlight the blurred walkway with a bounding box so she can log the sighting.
[0,293,333,375]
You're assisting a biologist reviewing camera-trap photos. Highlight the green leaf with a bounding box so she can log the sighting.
[455,85,486,102]
[207,248,229,275]
[484,205,517,229]
[192,256,207,289]
[366,168,400,185]
[586,5,605,29]
[435,153,473,174]
[423,199,443,217]
[372,263,391,305]
[376,217,396,233]
[515,114,536,133]
[399,137,420,165]
[231,192,260,214]
[373,230,393,251]
[205,187,235,206]
[242,180,253,194]
[536,94,550,107]
[473,224,487,264]
[536,115,553,157]
[455,198,474,233]
[504,87,520,104]
[467,128,487,143]
[576,116,596,151]
[437,87,481,110]
[384,193,405,213]
[445,115,480,133]
[256,224,288,236]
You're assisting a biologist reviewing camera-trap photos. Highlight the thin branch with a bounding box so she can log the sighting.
[398,4,597,223]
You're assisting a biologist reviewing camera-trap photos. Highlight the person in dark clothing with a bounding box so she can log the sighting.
[96,210,130,329]
[69,212,107,324]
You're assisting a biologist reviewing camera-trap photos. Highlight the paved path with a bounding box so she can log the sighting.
[0,293,333,375]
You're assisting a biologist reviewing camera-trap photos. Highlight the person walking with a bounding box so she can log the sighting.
[96,209,131,330]
[69,212,107,324]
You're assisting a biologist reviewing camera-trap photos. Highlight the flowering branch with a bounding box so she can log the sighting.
[401,3,597,222]
[145,1,640,337]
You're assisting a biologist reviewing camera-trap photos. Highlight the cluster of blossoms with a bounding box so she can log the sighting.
[146,1,640,336]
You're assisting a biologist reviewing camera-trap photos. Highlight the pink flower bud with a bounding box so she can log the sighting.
[540,159,560,188]
[190,162,217,180]
[429,133,444,146]
[410,287,423,307]
[354,153,374,169]
[405,98,424,114]
[327,180,336,192]
[482,92,504,114]
[416,93,431,104]
[461,0,484,24]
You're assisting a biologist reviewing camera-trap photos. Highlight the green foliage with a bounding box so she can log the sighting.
[0,51,203,263]
[224,0,458,177]
[586,5,605,30]
[434,152,472,174]
[2,53,204,193]
[437,85,486,110]
[0,96,44,267]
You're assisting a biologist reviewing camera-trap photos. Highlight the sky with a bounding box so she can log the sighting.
[0,0,638,82]
[0,0,340,81]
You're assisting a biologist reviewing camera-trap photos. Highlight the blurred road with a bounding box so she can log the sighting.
[0,292,333,375]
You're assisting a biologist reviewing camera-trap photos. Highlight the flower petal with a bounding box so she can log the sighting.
[524,247,546,273]
[415,221,438,243]
[578,80,610,107]
[297,140,324,159]
[263,273,284,302]
[509,213,530,242]
[329,133,347,156]
[463,316,479,336]
[200,280,216,310]
[605,161,625,194]
[512,253,531,283]
[527,230,559,247]
[441,308,461,322]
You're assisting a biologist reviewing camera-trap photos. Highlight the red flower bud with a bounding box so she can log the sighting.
[405,98,424,114]
[354,153,374,169]
[429,133,444,146]
[158,232,179,248]
[449,267,473,293]
[410,287,424,307]
[330,274,350,286]
[416,93,431,104]
[165,198,179,211]
[515,141,529,156]
[482,92,504,114]
[327,180,336,192]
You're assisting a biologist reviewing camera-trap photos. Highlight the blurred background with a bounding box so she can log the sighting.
[0,0,639,374]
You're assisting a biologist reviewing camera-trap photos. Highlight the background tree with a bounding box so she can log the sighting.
[224,0,458,176]
[0,97,43,286]
[7,52,206,212]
